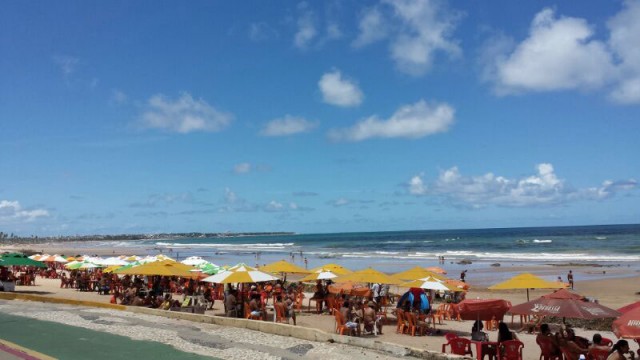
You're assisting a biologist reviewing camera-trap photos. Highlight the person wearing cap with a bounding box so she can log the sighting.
[363,301,382,335]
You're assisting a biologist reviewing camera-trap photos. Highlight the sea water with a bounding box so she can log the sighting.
[68,224,640,285]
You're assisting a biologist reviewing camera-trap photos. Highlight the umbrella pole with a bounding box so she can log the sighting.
[527,288,530,301]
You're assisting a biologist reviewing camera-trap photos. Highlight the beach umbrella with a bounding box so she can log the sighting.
[488,272,567,301]
[612,306,640,339]
[64,261,82,269]
[618,301,640,314]
[333,267,402,285]
[124,255,142,262]
[327,281,371,297]
[201,263,278,284]
[453,299,512,321]
[97,257,128,266]
[40,254,68,263]
[190,263,221,275]
[103,265,124,274]
[0,253,47,268]
[259,260,310,274]
[425,266,447,275]
[392,266,447,281]
[78,262,102,270]
[444,279,470,292]
[300,268,338,282]
[309,263,352,275]
[114,260,199,278]
[400,276,454,291]
[509,289,620,320]
[181,256,209,266]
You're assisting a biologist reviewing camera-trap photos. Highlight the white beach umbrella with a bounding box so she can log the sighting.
[400,276,453,291]
[98,257,128,266]
[181,256,209,266]
[300,268,338,282]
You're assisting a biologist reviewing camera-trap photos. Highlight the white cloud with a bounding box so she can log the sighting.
[607,0,640,104]
[0,200,50,222]
[294,5,317,49]
[353,0,461,76]
[233,163,252,174]
[486,8,615,94]
[249,22,278,42]
[224,188,238,204]
[352,7,388,48]
[52,55,79,76]
[261,115,317,136]
[483,2,640,104]
[332,198,350,207]
[326,23,343,40]
[329,99,454,141]
[139,93,233,134]
[407,164,637,207]
[110,89,127,105]
[318,70,364,107]
[293,2,345,49]
[409,174,427,195]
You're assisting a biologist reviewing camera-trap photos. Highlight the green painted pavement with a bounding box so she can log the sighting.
[0,313,218,360]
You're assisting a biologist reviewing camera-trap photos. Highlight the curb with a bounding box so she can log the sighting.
[0,293,126,311]
[0,294,468,359]
[0,338,57,360]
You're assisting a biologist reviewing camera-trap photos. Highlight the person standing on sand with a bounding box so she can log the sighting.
[460,270,467,282]
[568,270,574,289]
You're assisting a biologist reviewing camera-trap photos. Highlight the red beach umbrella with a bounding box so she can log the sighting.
[612,306,640,339]
[452,299,512,321]
[542,288,585,300]
[509,289,620,320]
[618,301,640,314]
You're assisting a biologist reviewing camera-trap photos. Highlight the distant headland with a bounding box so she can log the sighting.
[0,232,295,244]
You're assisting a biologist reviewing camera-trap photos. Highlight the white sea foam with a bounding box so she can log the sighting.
[152,241,295,252]
[533,239,552,243]
[382,240,412,244]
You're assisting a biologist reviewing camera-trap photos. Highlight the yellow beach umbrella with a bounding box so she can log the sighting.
[113,260,199,278]
[259,260,310,274]
[103,265,123,273]
[333,267,402,285]
[488,272,566,301]
[309,263,352,275]
[425,266,447,274]
[392,266,447,281]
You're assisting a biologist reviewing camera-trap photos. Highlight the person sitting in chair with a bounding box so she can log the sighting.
[340,300,360,336]
[363,301,383,335]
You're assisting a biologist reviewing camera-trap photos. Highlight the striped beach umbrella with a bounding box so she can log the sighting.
[202,263,278,284]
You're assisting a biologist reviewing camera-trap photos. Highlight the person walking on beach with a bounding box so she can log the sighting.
[568,270,574,289]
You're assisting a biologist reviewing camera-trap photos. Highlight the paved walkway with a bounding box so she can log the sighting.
[0,311,213,360]
[0,300,407,360]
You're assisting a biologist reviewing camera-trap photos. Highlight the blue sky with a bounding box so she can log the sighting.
[1,0,639,236]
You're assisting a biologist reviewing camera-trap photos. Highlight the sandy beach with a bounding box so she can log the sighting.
[3,242,639,360]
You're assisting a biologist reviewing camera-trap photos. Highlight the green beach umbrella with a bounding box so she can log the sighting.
[0,253,47,268]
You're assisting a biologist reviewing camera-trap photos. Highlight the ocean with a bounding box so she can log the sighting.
[73,224,640,285]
